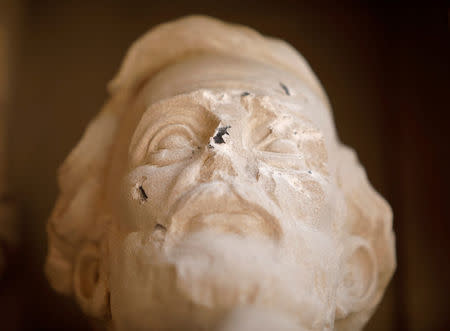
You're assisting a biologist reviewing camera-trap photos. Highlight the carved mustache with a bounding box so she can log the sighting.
[161,181,283,242]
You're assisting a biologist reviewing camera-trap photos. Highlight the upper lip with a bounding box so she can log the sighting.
[163,181,282,241]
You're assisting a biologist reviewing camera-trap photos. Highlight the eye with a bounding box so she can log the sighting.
[157,134,192,150]
[147,124,198,166]
[262,139,299,154]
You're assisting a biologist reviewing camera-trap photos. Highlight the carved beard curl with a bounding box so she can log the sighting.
[108,228,340,331]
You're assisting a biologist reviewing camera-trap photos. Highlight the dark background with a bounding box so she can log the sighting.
[1,1,448,330]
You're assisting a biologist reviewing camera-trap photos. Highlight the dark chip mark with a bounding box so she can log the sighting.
[213,126,231,144]
[154,223,167,231]
[308,170,312,174]
[280,82,290,96]
[241,91,250,97]
[138,185,148,201]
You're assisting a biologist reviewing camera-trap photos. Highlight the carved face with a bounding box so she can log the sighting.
[45,16,395,331]
[109,94,338,330]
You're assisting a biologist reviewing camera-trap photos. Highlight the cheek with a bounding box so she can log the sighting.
[108,232,197,331]
[260,168,328,226]
[120,163,186,230]
[108,232,158,331]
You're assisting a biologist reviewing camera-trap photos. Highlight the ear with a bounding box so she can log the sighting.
[335,237,377,319]
[334,145,396,328]
[73,242,109,319]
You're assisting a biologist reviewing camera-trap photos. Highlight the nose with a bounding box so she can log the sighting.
[197,122,262,183]
[166,126,259,208]
[199,148,238,182]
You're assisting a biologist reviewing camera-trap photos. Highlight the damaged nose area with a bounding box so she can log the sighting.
[201,124,261,183]
[200,149,238,180]
[200,125,238,180]
[209,125,231,147]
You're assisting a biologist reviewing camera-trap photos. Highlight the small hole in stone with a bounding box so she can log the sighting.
[154,223,166,231]
[138,185,148,201]
[280,82,290,96]
[241,91,250,97]
[308,170,312,174]
[213,126,231,144]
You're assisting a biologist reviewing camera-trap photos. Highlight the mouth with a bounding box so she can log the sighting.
[163,181,282,242]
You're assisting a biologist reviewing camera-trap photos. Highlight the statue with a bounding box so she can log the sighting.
[45,16,395,331]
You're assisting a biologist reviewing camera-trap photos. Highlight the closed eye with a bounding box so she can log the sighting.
[261,138,299,154]
[146,124,198,166]
[157,133,192,150]
[256,137,305,170]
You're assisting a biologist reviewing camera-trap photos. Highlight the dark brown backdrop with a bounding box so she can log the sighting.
[1,1,448,330]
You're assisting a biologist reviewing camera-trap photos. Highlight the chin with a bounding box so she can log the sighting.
[109,230,339,331]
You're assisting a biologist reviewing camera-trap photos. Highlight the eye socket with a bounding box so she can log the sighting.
[146,124,198,166]
[262,138,299,154]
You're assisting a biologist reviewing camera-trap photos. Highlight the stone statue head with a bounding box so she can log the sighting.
[45,16,395,331]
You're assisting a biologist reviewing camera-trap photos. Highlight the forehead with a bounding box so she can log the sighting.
[132,81,331,145]
[135,54,329,122]
[127,54,337,159]
[139,89,302,123]
[131,90,311,145]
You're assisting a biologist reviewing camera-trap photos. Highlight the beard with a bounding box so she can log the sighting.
[108,227,340,331]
